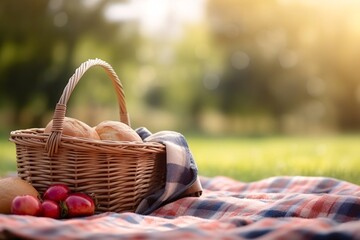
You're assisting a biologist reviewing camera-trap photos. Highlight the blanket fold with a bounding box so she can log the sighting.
[135,127,202,215]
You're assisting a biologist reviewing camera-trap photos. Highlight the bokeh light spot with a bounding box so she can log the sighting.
[306,77,326,97]
[203,73,221,90]
[278,50,298,68]
[231,51,250,70]
[53,12,68,27]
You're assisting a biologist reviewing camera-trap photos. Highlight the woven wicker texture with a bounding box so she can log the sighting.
[10,59,166,213]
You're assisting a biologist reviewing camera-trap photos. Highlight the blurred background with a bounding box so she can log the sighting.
[1,0,360,181]
[1,0,360,135]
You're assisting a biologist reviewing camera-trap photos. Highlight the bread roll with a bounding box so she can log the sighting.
[95,120,142,142]
[44,117,100,140]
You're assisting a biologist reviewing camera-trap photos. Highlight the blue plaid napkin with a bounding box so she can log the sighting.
[134,127,202,215]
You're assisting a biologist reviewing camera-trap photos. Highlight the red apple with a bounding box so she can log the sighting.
[43,184,70,202]
[63,193,95,218]
[41,200,61,219]
[11,195,42,216]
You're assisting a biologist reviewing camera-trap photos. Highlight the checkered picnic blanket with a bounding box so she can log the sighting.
[135,127,202,214]
[2,130,360,239]
[1,176,360,239]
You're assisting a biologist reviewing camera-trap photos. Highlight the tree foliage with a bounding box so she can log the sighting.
[206,0,360,132]
[0,0,137,128]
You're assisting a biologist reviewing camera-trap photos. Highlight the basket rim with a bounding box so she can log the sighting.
[10,128,166,149]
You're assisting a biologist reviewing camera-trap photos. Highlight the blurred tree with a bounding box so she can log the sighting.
[0,0,137,129]
[136,25,224,132]
[206,0,360,133]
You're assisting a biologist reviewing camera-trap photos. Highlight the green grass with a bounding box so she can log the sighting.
[1,135,359,185]
[0,138,17,176]
[187,135,360,185]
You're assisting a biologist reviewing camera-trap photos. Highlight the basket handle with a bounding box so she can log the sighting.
[45,58,129,156]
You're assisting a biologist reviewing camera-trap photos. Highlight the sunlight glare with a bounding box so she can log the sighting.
[104,0,205,38]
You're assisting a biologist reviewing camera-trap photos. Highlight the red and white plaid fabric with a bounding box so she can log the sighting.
[1,175,360,239]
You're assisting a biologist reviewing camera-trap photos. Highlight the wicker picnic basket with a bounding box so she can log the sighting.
[10,58,166,213]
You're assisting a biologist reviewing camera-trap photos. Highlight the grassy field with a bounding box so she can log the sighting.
[188,135,360,185]
[1,135,359,185]
[0,137,16,175]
